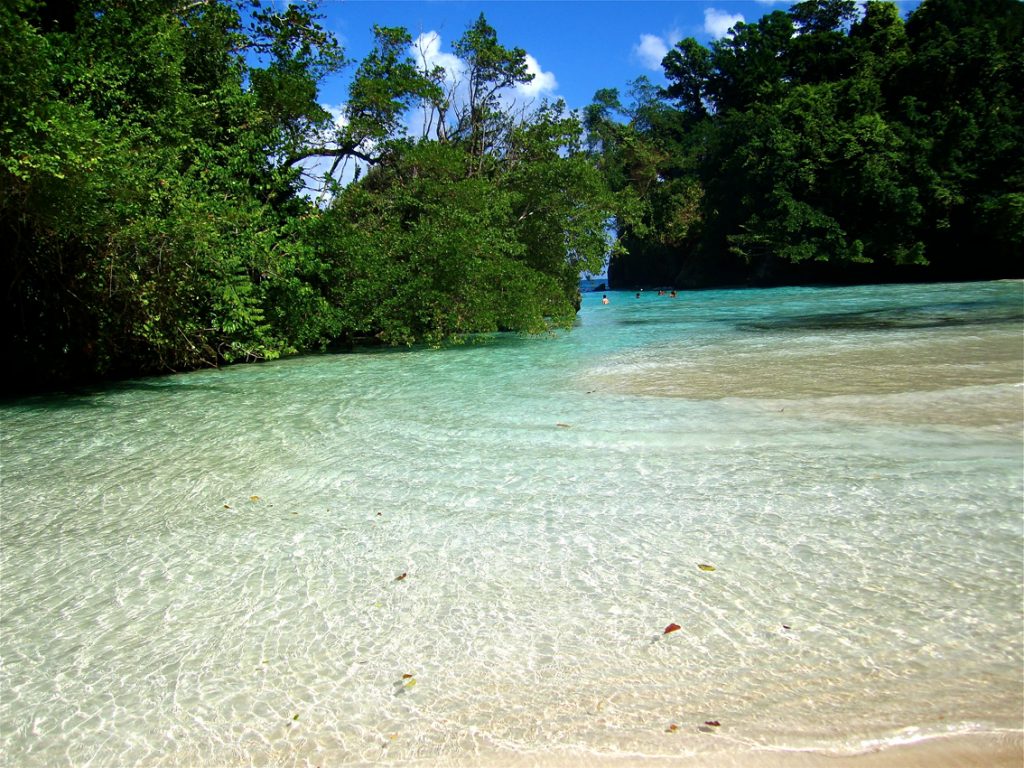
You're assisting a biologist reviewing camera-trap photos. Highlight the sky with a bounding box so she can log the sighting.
[286,0,921,197]
[309,0,923,117]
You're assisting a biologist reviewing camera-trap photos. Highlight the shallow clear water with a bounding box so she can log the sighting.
[2,281,1022,767]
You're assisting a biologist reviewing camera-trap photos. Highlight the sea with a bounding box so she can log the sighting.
[1,280,1022,766]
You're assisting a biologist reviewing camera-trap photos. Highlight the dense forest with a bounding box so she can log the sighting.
[594,0,1024,288]
[2,0,615,392]
[2,0,1021,393]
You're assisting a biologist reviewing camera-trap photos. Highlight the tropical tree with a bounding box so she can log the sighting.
[595,0,1022,287]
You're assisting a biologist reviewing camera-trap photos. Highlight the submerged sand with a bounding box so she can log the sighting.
[587,323,1024,434]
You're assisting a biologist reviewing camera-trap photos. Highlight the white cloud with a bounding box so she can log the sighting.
[411,31,465,85]
[704,8,744,38]
[325,103,348,130]
[516,53,558,97]
[634,33,670,71]
[411,31,555,98]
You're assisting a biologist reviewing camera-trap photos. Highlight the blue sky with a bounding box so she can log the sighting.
[311,0,923,116]
[287,0,921,197]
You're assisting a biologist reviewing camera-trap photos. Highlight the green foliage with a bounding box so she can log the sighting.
[449,14,534,164]
[344,26,441,151]
[313,103,614,347]
[708,11,795,113]
[2,0,343,389]
[2,4,616,392]
[662,39,712,121]
[597,0,1022,287]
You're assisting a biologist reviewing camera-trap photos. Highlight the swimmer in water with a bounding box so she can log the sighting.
[601,294,609,304]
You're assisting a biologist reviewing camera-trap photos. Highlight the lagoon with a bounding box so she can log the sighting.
[1,281,1022,766]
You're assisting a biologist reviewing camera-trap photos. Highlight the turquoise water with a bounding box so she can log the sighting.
[2,281,1022,766]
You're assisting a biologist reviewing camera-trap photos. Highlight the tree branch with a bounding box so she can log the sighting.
[286,145,380,167]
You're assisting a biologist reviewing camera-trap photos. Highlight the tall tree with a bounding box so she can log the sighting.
[597,0,1022,288]
[450,14,533,168]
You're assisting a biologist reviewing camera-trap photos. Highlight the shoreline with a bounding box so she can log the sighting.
[439,732,1024,768]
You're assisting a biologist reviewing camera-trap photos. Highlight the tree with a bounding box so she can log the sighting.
[706,11,795,113]
[662,38,712,120]
[596,0,1022,288]
[450,13,533,166]
[293,24,441,197]
[787,0,858,84]
[2,0,346,389]
[897,0,1024,274]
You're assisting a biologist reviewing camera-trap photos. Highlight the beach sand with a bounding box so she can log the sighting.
[444,732,1023,767]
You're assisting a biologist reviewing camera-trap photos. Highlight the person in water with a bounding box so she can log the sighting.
[601,294,609,304]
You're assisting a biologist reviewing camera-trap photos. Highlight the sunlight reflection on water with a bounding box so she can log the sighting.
[1,281,1022,767]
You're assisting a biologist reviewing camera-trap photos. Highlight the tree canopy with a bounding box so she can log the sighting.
[592,0,1023,288]
[2,0,613,393]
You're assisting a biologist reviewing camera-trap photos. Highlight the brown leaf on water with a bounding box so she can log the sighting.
[698,563,716,572]
[223,504,231,509]
[250,495,260,502]
[401,673,414,679]
[782,624,792,630]
[556,423,571,428]
[704,720,721,727]
[663,623,681,635]
[395,572,407,581]
[666,723,679,733]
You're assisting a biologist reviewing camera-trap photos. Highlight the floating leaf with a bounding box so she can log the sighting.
[395,572,407,581]
[698,563,716,572]
[223,504,231,509]
[663,623,681,635]
[292,713,300,721]
[782,624,792,630]
[704,720,721,727]
[401,673,414,679]
[403,678,417,688]
[666,723,679,733]
[556,423,571,428]
[250,495,260,502]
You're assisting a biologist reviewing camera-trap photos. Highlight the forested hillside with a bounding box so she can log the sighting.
[2,0,613,392]
[591,0,1023,288]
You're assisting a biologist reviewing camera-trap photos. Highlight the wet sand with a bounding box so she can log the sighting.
[442,732,1023,767]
